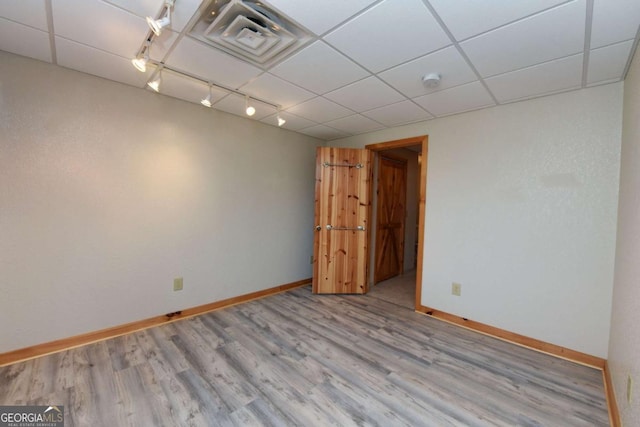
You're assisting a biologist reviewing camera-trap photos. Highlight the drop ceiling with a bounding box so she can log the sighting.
[1,0,639,140]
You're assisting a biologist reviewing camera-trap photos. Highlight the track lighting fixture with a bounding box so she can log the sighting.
[245,95,256,116]
[277,108,286,127]
[201,85,213,107]
[130,2,290,129]
[131,54,148,72]
[147,70,162,92]
[146,0,174,36]
[131,42,151,72]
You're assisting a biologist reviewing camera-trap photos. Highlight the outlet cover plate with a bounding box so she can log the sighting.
[452,282,461,296]
[174,277,183,291]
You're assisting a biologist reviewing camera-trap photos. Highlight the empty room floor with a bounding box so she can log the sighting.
[0,286,609,426]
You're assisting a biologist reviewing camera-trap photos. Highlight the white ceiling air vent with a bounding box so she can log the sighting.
[190,0,313,68]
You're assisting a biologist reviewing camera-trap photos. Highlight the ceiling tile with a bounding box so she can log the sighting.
[298,125,350,140]
[165,37,262,88]
[53,0,149,59]
[240,73,315,108]
[0,18,51,63]
[378,46,477,98]
[155,69,229,106]
[213,93,277,120]
[103,0,163,19]
[413,81,494,117]
[260,111,318,131]
[324,0,451,73]
[429,0,566,41]
[324,114,384,134]
[460,0,585,77]
[104,0,200,33]
[168,0,202,33]
[0,0,48,31]
[55,37,152,88]
[588,40,634,85]
[324,77,405,112]
[266,0,377,35]
[285,96,354,122]
[148,30,180,62]
[362,100,433,127]
[485,54,583,103]
[591,0,640,49]
[269,41,369,94]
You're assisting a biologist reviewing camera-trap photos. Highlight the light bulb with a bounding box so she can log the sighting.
[277,116,286,126]
[147,75,161,92]
[245,95,256,116]
[201,85,214,107]
[131,56,147,72]
[132,41,151,73]
[146,1,173,36]
[146,15,170,36]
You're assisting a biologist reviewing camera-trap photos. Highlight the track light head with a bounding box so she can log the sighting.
[245,95,255,116]
[132,41,151,72]
[146,0,174,36]
[147,15,170,36]
[147,73,161,92]
[277,108,286,126]
[131,56,148,72]
[201,86,213,107]
[201,95,212,107]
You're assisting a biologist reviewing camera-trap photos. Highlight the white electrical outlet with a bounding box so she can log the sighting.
[452,282,461,296]
[174,277,183,291]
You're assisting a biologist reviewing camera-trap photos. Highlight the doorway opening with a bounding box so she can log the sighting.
[365,136,428,310]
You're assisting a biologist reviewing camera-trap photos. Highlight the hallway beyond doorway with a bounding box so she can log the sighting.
[367,269,416,309]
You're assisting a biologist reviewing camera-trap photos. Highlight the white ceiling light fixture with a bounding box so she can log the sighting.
[277,108,286,127]
[201,85,213,107]
[126,1,302,128]
[147,70,162,92]
[422,72,441,88]
[146,0,174,36]
[245,95,256,116]
[131,41,151,72]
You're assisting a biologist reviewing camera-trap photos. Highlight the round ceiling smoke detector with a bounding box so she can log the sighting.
[422,73,441,88]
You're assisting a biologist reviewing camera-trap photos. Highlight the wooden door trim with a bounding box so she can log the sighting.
[366,135,428,310]
[366,136,427,151]
[378,152,408,163]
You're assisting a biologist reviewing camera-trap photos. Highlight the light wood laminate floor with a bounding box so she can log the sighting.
[0,286,609,426]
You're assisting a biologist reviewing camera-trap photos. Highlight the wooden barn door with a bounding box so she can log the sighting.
[313,147,373,294]
[374,155,407,284]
